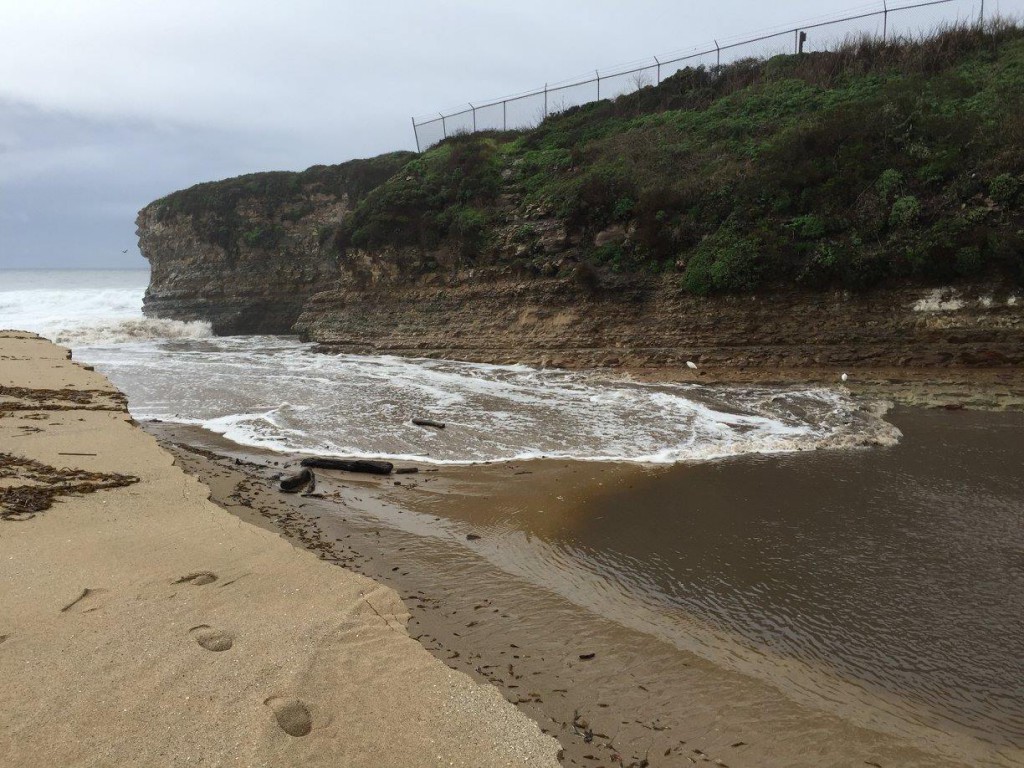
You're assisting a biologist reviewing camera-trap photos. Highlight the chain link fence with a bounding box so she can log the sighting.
[412,0,990,151]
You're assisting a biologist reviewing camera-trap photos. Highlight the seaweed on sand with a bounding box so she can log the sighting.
[0,453,140,521]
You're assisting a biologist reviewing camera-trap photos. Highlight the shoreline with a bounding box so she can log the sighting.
[146,415,1022,768]
[0,331,560,767]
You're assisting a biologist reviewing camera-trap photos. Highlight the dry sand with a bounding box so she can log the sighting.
[0,331,561,767]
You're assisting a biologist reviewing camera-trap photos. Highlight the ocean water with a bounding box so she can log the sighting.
[0,268,899,464]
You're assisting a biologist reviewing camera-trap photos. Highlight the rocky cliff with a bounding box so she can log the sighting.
[137,26,1024,377]
[138,154,412,334]
[294,271,1024,372]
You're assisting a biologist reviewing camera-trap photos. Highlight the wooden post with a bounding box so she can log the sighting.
[503,100,507,131]
[440,113,447,139]
[470,103,476,132]
[411,117,420,153]
[654,55,661,84]
[596,70,601,100]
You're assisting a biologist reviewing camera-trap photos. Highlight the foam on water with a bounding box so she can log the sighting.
[85,341,899,464]
[1,269,900,465]
[0,269,210,345]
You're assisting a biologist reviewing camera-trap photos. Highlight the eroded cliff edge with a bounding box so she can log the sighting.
[138,154,412,334]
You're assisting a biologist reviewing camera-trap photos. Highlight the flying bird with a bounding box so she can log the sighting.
[121,249,128,253]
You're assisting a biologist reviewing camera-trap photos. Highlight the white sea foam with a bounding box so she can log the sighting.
[0,269,211,345]
[1,268,901,465]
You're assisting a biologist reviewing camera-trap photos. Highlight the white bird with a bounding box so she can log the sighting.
[841,372,849,382]
[686,360,698,370]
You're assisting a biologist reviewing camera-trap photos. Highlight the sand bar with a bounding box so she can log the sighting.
[0,331,560,767]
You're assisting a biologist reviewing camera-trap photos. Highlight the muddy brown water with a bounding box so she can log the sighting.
[151,406,1024,767]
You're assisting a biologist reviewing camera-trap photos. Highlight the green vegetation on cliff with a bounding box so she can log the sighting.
[150,22,1024,293]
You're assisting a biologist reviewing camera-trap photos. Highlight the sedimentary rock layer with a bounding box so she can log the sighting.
[295,273,1024,370]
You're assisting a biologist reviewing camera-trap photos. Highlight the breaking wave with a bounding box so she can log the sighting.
[2,268,900,465]
[0,270,211,346]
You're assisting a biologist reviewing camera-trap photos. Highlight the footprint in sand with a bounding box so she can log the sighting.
[174,571,218,586]
[60,587,107,614]
[189,624,233,652]
[264,696,313,737]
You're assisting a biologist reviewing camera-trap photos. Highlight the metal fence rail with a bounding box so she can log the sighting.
[411,0,989,151]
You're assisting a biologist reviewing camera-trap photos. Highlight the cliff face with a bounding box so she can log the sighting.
[294,272,1024,371]
[137,199,338,334]
[137,154,413,334]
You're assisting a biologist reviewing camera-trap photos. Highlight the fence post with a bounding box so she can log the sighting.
[503,100,507,131]
[980,0,985,26]
[470,103,476,133]
[440,113,447,139]
[794,29,799,54]
[596,70,601,100]
[715,39,721,66]
[882,0,888,42]
[544,83,548,118]
[654,55,661,84]
[411,117,420,154]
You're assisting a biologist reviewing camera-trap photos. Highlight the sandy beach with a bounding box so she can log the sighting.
[0,331,560,767]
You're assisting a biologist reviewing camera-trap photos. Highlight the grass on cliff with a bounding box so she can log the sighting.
[152,21,1024,294]
[342,19,1024,292]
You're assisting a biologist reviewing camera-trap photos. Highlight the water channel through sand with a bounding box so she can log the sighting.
[152,406,1024,767]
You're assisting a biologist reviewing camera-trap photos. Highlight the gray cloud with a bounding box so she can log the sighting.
[0,0,1009,268]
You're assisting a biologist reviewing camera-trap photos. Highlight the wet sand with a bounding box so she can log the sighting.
[0,332,560,767]
[149,406,1024,767]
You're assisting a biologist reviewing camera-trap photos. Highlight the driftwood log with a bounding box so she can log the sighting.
[299,457,394,475]
[412,418,445,429]
[279,468,315,493]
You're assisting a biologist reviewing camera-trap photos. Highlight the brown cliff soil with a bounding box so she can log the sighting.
[293,273,1024,406]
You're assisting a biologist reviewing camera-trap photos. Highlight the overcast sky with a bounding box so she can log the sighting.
[0,0,1012,269]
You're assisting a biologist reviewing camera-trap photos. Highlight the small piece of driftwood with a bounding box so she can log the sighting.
[394,467,419,475]
[300,457,394,475]
[279,468,314,493]
[412,418,445,429]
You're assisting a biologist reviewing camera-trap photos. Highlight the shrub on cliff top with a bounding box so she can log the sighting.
[340,136,503,257]
[680,226,766,294]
